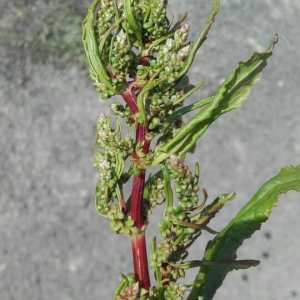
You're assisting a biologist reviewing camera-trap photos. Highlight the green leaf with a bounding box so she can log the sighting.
[82,0,115,92]
[200,259,260,270]
[187,165,300,300]
[179,0,220,80]
[162,95,212,132]
[151,35,278,166]
[124,0,142,46]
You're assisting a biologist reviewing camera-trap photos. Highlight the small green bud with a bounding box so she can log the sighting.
[129,226,140,235]
[143,22,152,29]
[177,213,186,221]
[125,218,135,227]
[116,211,125,220]
[110,220,123,232]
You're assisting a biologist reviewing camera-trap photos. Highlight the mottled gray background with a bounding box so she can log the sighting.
[1,0,299,299]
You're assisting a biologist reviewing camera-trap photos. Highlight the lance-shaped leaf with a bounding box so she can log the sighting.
[187,165,300,300]
[151,35,278,166]
[171,259,259,271]
[124,0,142,46]
[179,0,220,80]
[82,0,114,92]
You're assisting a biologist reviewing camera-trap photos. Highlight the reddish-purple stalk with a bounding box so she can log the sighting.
[121,88,151,290]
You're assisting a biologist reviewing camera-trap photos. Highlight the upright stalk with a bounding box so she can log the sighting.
[123,90,151,290]
[130,169,150,289]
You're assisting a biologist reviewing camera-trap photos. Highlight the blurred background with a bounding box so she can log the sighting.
[0,0,299,299]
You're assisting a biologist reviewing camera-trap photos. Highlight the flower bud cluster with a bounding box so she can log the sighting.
[110,102,135,125]
[111,30,136,77]
[167,154,199,209]
[94,0,168,87]
[154,25,190,83]
[108,205,140,235]
[164,282,186,300]
[114,273,138,300]
[146,88,183,132]
[150,155,204,285]
[156,118,183,148]
[150,240,178,268]
[133,21,192,133]
[162,208,195,242]
[96,0,116,35]
[142,0,168,40]
[94,113,132,220]
[155,218,195,279]
[116,282,139,300]
[89,0,196,107]
[94,153,114,216]
[96,0,115,60]
[163,263,186,282]
[150,239,189,282]
[174,24,190,51]
[96,113,133,154]
[143,174,165,216]
[135,64,151,86]
[86,1,118,98]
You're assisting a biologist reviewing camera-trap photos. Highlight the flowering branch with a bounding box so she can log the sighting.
[80,0,295,299]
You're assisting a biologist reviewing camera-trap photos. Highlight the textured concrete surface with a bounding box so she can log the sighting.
[1,0,299,299]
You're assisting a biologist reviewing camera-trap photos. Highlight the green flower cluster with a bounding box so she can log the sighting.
[95,113,133,154]
[163,282,186,300]
[84,0,200,131]
[94,153,114,216]
[108,205,141,235]
[111,29,134,77]
[149,155,201,286]
[110,102,135,125]
[114,273,138,300]
[86,0,169,97]
[153,25,190,83]
[145,87,183,133]
[143,174,165,216]
[94,113,135,230]
[149,154,234,289]
[96,0,116,35]
[167,154,199,209]
[142,0,168,40]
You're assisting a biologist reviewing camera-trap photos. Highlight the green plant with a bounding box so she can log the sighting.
[82,0,300,299]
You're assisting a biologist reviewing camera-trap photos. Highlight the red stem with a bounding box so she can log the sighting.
[131,234,150,290]
[122,88,151,290]
[122,87,138,114]
[130,169,146,229]
[136,123,146,144]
